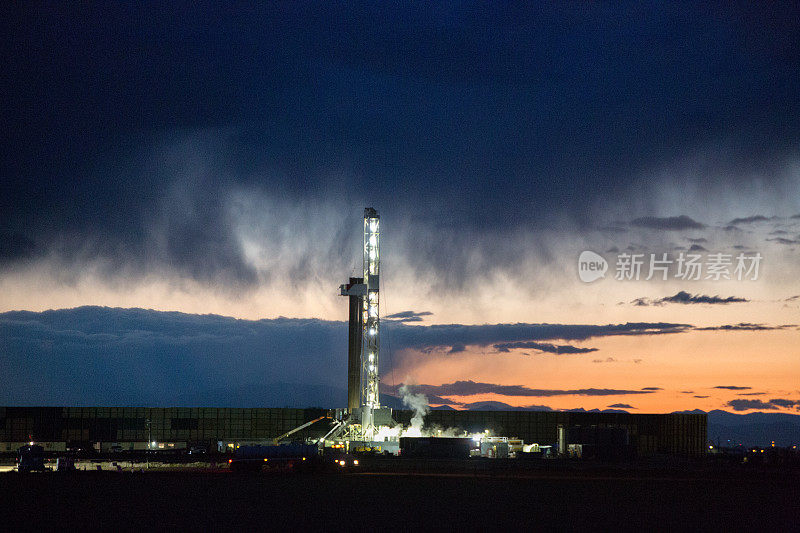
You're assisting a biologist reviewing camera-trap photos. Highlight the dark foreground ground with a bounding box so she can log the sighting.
[1,468,798,532]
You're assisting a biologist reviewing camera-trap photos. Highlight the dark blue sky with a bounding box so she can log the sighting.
[3,2,799,281]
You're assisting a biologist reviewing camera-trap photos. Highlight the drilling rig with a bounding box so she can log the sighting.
[338,207,392,441]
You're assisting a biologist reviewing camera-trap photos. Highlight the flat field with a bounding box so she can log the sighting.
[1,469,797,531]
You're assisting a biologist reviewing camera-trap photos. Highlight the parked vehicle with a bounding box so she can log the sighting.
[229,443,320,472]
[17,445,47,472]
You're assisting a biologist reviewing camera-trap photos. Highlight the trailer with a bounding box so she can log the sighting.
[228,443,360,472]
[229,443,318,472]
[399,437,471,459]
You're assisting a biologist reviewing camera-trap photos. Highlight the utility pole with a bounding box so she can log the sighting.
[145,418,151,469]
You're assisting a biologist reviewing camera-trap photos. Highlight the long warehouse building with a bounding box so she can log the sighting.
[0,406,706,457]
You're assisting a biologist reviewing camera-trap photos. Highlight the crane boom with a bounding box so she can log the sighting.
[272,415,328,445]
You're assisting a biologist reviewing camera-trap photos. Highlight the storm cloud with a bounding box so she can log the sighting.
[2,3,800,296]
[390,322,691,354]
[632,291,749,306]
[630,216,706,231]
[493,341,598,355]
[727,399,778,411]
[697,324,796,331]
[0,307,690,405]
[663,292,748,305]
[728,215,773,225]
[385,381,661,398]
[767,399,800,409]
[385,311,434,323]
[767,237,800,245]
[0,307,349,406]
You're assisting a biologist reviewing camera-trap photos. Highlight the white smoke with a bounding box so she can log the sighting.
[426,425,470,438]
[399,384,430,437]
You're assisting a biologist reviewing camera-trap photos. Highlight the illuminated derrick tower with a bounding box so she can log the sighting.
[361,208,381,433]
[340,207,383,439]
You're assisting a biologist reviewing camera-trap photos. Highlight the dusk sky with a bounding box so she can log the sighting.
[1,3,799,413]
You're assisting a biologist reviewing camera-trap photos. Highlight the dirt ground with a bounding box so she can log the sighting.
[1,469,797,531]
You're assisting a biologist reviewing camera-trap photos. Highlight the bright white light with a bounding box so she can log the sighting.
[369,235,377,248]
[369,328,376,336]
[369,364,375,372]
[375,425,401,441]
[151,441,157,447]
[404,427,423,438]
[368,353,374,361]
[369,305,377,317]
[369,220,378,232]
[353,459,359,466]
[368,292,377,302]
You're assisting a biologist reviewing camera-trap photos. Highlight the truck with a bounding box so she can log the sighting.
[228,443,359,472]
[17,444,47,472]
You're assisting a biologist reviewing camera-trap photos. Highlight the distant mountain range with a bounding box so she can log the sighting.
[429,404,800,447]
[686,409,800,447]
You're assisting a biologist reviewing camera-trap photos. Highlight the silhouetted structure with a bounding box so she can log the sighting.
[0,406,706,457]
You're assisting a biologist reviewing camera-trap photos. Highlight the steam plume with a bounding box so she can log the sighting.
[399,384,430,437]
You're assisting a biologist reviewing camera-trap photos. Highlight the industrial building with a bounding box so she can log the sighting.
[0,406,706,457]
